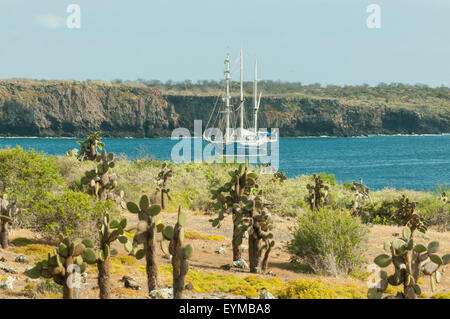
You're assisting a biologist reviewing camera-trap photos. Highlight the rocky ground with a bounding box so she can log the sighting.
[0,209,449,299]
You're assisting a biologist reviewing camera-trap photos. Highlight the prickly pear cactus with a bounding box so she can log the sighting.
[26,235,97,299]
[156,163,172,209]
[80,149,124,204]
[305,174,329,211]
[210,162,256,261]
[127,195,163,291]
[352,178,370,200]
[160,206,194,299]
[96,211,131,299]
[393,195,427,233]
[369,225,450,299]
[210,162,275,272]
[242,190,275,273]
[350,179,370,218]
[77,131,104,161]
[272,171,287,182]
[0,194,19,249]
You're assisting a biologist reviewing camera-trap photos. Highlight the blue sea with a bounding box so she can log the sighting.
[0,135,448,191]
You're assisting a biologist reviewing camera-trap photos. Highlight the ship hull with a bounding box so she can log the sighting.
[217,141,272,158]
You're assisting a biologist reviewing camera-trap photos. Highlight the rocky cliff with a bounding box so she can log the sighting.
[0,80,448,137]
[0,80,178,137]
[167,95,449,137]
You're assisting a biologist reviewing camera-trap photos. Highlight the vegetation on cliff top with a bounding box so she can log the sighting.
[2,78,449,111]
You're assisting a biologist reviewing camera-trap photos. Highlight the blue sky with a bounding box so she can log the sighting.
[0,0,449,86]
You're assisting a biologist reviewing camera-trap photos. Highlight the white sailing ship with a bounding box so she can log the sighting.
[203,49,278,157]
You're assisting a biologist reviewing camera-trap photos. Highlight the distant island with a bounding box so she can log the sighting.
[0,79,448,138]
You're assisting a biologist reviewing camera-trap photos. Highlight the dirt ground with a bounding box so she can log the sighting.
[0,209,449,299]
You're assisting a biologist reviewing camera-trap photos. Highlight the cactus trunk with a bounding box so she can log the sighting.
[232,224,242,261]
[248,233,261,273]
[63,256,74,299]
[172,249,188,299]
[162,207,193,299]
[161,191,165,210]
[63,285,73,299]
[0,222,8,249]
[144,225,158,291]
[261,245,272,272]
[97,255,111,299]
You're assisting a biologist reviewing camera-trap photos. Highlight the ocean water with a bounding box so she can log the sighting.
[0,135,448,191]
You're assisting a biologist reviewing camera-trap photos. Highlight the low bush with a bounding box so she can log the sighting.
[26,190,114,241]
[431,292,450,299]
[13,244,54,259]
[0,147,63,212]
[184,232,225,241]
[22,279,62,299]
[158,265,284,297]
[357,191,448,231]
[276,279,338,299]
[287,208,368,276]
[10,237,34,246]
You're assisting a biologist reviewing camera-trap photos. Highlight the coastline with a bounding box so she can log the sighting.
[0,133,448,139]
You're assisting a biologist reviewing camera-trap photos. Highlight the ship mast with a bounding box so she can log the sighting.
[254,58,260,133]
[224,54,231,142]
[239,48,244,137]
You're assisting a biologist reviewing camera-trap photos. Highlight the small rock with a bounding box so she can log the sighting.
[232,259,249,269]
[220,264,231,270]
[15,255,26,263]
[0,257,6,262]
[417,234,432,240]
[259,290,276,299]
[185,283,194,290]
[240,245,248,253]
[392,233,399,237]
[0,276,15,290]
[215,247,226,255]
[149,288,173,299]
[162,254,172,261]
[0,264,17,274]
[121,276,141,290]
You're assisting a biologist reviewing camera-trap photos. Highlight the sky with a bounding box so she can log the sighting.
[0,0,449,86]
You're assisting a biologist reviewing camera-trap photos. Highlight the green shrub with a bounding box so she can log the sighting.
[287,208,368,276]
[10,237,34,246]
[431,292,450,299]
[27,190,114,241]
[358,192,448,231]
[276,279,338,299]
[317,172,337,186]
[22,279,62,299]
[259,176,306,217]
[0,147,63,207]
[433,184,450,195]
[361,200,397,225]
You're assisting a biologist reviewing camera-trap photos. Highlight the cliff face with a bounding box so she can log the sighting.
[0,80,448,137]
[168,95,450,137]
[0,81,178,137]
